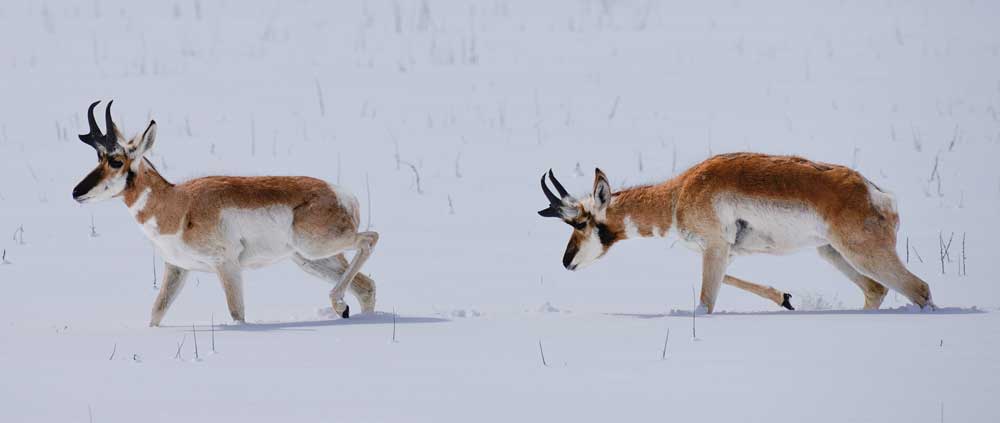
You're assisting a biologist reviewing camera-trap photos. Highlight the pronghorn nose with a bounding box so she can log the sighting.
[563,248,577,270]
[74,167,104,201]
[563,253,577,270]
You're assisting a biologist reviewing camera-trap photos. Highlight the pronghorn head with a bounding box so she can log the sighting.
[73,101,157,203]
[538,168,620,271]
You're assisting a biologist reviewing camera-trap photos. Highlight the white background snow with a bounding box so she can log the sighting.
[1,0,998,421]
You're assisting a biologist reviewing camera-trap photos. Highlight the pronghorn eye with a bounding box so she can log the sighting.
[108,158,124,169]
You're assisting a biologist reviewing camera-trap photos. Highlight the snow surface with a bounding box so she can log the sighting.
[1,0,999,421]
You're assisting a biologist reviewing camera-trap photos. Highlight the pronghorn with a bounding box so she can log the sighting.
[538,153,934,313]
[72,101,378,326]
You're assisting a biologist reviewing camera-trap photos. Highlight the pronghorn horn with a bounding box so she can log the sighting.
[78,100,103,147]
[547,169,570,199]
[539,170,570,218]
[541,171,561,205]
[102,100,119,151]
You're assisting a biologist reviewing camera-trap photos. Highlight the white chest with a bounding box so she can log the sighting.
[143,222,215,271]
[128,189,212,271]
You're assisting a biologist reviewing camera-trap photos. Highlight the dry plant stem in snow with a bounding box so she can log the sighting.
[538,340,548,367]
[211,314,216,353]
[192,324,199,360]
[13,225,24,245]
[401,161,423,194]
[174,334,187,360]
[314,78,325,117]
[391,308,397,343]
[661,328,670,360]
[89,214,98,237]
[939,232,954,275]
[906,236,924,263]
[960,233,967,276]
[152,254,158,289]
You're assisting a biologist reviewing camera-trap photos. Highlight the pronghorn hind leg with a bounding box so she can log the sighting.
[832,242,933,309]
[215,262,246,323]
[699,243,730,314]
[292,253,377,314]
[723,275,794,310]
[327,253,376,313]
[328,231,379,318]
[149,263,189,327]
[817,245,888,309]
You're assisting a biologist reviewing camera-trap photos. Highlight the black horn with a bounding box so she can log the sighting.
[547,169,570,199]
[101,100,119,151]
[78,100,103,147]
[539,169,571,218]
[541,172,561,205]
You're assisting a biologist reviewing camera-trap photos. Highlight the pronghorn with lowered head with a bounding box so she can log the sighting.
[538,153,934,313]
[72,101,378,326]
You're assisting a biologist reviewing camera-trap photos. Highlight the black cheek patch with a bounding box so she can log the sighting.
[596,223,619,246]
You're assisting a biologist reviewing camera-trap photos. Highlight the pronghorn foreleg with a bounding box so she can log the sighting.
[328,231,379,319]
[215,261,246,323]
[722,275,794,310]
[816,245,887,309]
[699,243,730,314]
[292,253,377,313]
[149,263,189,327]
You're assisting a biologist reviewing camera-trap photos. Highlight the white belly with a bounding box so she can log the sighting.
[714,195,829,255]
[136,206,297,272]
[146,227,216,272]
[220,206,296,269]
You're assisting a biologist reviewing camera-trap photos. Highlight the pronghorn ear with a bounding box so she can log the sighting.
[125,120,157,157]
[593,168,611,209]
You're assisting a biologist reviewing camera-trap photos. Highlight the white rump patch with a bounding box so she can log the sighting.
[865,180,897,216]
[329,183,360,223]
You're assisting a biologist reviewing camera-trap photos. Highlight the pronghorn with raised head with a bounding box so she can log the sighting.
[72,101,378,326]
[538,153,934,313]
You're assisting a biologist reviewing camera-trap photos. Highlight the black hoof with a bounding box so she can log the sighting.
[781,293,794,311]
[341,305,350,319]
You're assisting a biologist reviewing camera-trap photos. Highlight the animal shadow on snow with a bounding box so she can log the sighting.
[611,306,985,319]
[161,312,449,332]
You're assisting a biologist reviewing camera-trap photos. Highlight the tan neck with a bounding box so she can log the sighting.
[122,159,176,214]
[606,178,681,239]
